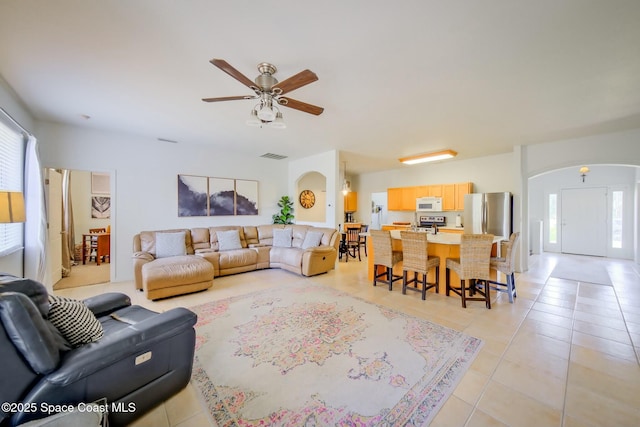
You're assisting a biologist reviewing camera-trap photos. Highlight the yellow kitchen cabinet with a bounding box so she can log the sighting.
[388,182,474,211]
[455,182,473,210]
[442,184,456,210]
[415,185,430,198]
[401,186,417,210]
[387,187,404,210]
[388,187,416,210]
[344,191,358,212]
[428,185,443,197]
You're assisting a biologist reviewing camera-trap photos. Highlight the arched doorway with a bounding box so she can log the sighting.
[295,172,327,224]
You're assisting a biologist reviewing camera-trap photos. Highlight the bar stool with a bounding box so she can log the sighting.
[446,234,494,308]
[400,231,440,300]
[486,232,520,303]
[370,230,403,291]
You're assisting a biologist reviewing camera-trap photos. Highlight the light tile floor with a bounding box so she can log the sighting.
[56,253,640,426]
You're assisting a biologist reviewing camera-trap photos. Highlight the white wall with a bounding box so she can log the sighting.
[36,121,289,283]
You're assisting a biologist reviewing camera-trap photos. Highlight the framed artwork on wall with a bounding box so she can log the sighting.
[235,179,258,215]
[209,177,235,216]
[178,175,208,217]
[91,172,110,195]
[177,174,259,217]
[91,196,111,218]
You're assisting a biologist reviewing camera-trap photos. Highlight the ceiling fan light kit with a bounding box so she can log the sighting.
[399,149,458,165]
[203,59,324,128]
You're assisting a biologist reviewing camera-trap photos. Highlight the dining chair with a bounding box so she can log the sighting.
[485,232,520,303]
[88,228,107,263]
[445,234,494,308]
[370,229,403,291]
[400,231,440,300]
[345,226,361,262]
[358,224,369,256]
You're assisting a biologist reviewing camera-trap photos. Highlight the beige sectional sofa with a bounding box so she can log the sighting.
[133,224,339,300]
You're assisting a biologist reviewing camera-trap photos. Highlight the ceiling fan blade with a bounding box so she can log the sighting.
[278,97,324,115]
[210,58,256,89]
[202,95,255,102]
[273,70,318,95]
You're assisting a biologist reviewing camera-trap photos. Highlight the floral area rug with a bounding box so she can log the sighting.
[190,283,483,426]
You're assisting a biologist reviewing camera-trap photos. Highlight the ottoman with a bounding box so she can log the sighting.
[141,255,213,300]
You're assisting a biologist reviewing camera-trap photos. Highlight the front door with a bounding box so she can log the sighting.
[561,187,607,256]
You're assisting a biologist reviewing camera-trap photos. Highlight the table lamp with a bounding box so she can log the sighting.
[0,191,26,223]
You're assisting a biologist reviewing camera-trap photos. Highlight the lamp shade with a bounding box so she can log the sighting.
[0,191,26,223]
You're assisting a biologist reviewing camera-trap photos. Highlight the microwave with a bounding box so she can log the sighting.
[416,197,443,212]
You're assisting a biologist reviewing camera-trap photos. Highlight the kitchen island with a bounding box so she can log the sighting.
[367,230,503,289]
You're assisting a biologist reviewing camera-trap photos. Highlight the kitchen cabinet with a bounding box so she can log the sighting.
[455,182,473,210]
[415,186,430,198]
[387,187,404,210]
[402,187,417,209]
[388,187,417,211]
[388,182,473,211]
[442,184,456,211]
[344,191,358,212]
[428,185,443,197]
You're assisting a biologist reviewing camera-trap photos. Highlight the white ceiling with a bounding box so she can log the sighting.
[1,1,640,174]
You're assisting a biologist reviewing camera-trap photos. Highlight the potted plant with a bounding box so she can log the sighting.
[272,195,295,224]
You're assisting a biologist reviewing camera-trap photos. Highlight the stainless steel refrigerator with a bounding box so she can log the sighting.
[463,192,512,237]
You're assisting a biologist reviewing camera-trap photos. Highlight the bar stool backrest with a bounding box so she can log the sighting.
[458,234,494,280]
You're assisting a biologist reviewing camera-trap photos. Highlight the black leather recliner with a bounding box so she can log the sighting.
[0,275,198,426]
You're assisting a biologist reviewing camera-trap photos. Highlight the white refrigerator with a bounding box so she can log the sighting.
[463,192,512,238]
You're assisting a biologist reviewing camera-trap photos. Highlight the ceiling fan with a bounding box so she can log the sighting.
[202,59,324,128]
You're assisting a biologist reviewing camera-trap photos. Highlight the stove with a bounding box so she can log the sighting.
[417,215,446,228]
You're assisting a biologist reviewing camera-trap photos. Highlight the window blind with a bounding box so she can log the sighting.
[0,119,25,255]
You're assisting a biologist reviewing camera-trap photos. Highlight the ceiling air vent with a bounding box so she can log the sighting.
[260,153,288,160]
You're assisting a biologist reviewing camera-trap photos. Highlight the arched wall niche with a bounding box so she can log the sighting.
[295,171,327,224]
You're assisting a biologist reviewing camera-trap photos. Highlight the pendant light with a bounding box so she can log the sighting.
[341,161,351,195]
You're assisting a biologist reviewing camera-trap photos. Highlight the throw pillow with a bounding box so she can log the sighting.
[217,229,243,251]
[155,231,187,258]
[301,231,324,249]
[47,295,104,347]
[273,228,293,248]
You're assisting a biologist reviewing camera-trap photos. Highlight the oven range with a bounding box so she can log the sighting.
[417,215,446,229]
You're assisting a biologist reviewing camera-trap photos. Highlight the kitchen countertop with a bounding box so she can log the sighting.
[389,229,504,245]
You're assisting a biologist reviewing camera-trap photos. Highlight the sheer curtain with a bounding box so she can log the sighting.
[61,169,75,277]
[24,135,47,282]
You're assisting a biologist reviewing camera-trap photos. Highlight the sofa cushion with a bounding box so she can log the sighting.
[273,228,293,247]
[190,227,211,251]
[47,295,104,347]
[209,226,247,251]
[139,229,194,255]
[302,231,324,249]
[155,231,187,258]
[218,249,258,270]
[218,229,242,251]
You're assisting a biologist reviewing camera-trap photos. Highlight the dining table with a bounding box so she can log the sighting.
[367,230,504,288]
